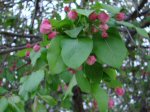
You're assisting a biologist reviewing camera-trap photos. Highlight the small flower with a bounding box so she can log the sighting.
[108,98,114,109]
[115,87,125,96]
[40,19,52,34]
[116,12,125,21]
[33,44,40,52]
[26,51,30,57]
[64,6,70,12]
[99,24,109,31]
[68,10,78,20]
[101,31,108,38]
[86,55,97,65]
[26,43,31,48]
[89,12,98,21]
[91,26,99,33]
[98,12,110,23]
[48,31,57,39]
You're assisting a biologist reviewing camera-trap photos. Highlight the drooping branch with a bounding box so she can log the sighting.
[0,31,41,39]
[0,40,41,55]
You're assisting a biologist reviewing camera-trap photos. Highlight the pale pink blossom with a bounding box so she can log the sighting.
[40,19,52,34]
[98,12,110,23]
[86,55,97,65]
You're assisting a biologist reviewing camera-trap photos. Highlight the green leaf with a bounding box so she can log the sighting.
[92,2,121,15]
[39,95,57,106]
[116,21,135,28]
[0,97,8,112]
[16,48,32,57]
[59,71,73,83]
[76,9,94,17]
[64,26,83,38]
[61,38,93,69]
[101,3,121,14]
[64,75,77,99]
[93,28,127,68]
[32,99,47,112]
[47,36,66,74]
[76,71,91,93]
[106,79,122,88]
[8,95,25,112]
[103,68,117,80]
[84,62,103,83]
[30,50,42,66]
[0,87,8,95]
[135,27,149,37]
[50,19,73,29]
[91,84,108,112]
[19,70,44,98]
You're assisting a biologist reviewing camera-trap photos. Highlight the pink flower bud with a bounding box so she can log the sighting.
[108,98,114,109]
[98,12,110,23]
[91,26,99,33]
[40,19,52,34]
[89,12,98,21]
[86,55,97,65]
[48,31,57,39]
[67,68,76,74]
[93,100,98,109]
[33,44,40,52]
[26,51,30,57]
[68,10,78,20]
[115,87,125,96]
[26,43,31,48]
[64,6,70,12]
[99,24,109,31]
[101,31,108,38]
[116,12,125,21]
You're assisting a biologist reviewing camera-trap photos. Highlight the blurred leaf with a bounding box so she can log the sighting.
[64,26,83,38]
[91,84,108,112]
[84,62,103,83]
[0,97,8,112]
[116,21,135,28]
[64,75,77,99]
[39,95,57,106]
[76,71,91,93]
[61,37,93,69]
[30,49,42,66]
[94,28,128,68]
[19,70,44,98]
[0,87,8,95]
[47,36,66,74]
[76,9,94,17]
[135,27,149,37]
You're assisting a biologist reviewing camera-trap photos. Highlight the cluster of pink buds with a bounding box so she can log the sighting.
[98,12,110,38]
[40,19,57,39]
[64,6,78,20]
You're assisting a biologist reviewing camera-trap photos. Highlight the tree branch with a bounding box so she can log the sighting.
[126,0,148,21]
[0,31,41,39]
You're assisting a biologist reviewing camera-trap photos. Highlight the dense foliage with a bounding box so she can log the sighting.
[0,0,150,112]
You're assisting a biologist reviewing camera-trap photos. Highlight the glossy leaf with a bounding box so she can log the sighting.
[64,26,83,38]
[91,84,108,112]
[84,62,103,83]
[94,28,128,68]
[47,36,66,74]
[61,38,93,69]
[76,71,91,93]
